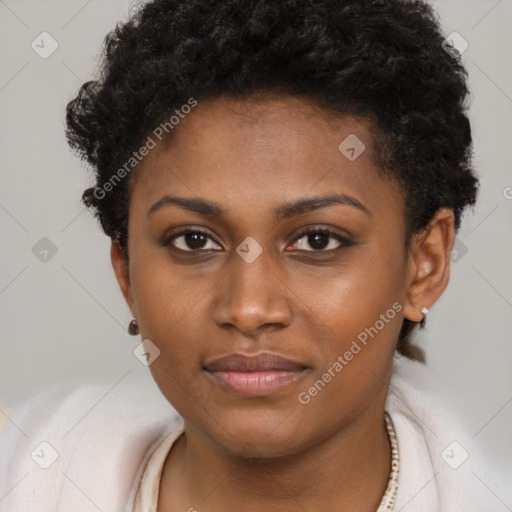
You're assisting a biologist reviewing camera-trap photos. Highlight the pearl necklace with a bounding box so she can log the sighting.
[376,413,400,511]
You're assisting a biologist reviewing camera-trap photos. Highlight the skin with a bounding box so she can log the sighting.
[111,95,455,511]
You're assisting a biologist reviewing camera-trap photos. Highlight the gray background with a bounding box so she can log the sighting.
[1,0,511,471]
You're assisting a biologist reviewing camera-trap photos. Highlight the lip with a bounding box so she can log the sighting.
[203,352,308,397]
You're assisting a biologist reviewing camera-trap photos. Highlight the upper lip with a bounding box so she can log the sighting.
[203,352,307,372]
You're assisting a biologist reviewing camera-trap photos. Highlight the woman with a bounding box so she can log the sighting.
[0,0,509,510]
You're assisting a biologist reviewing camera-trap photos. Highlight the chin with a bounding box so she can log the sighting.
[205,412,314,459]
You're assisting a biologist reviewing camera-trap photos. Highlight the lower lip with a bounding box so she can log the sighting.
[205,369,306,397]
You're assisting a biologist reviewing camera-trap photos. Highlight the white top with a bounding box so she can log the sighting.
[131,423,184,511]
[0,353,510,511]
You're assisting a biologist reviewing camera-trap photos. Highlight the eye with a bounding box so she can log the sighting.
[163,226,353,254]
[289,228,352,252]
[164,228,222,252]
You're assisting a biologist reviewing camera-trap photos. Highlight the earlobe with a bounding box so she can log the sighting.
[110,240,135,314]
[402,207,455,323]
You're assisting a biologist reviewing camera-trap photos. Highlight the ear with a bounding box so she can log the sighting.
[402,207,455,323]
[111,240,135,316]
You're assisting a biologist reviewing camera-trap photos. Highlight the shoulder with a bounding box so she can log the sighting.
[0,374,183,512]
[387,353,512,512]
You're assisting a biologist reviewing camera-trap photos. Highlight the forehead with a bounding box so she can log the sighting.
[144,95,378,163]
[130,95,403,223]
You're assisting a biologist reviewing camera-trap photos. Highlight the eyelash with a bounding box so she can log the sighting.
[163,227,353,254]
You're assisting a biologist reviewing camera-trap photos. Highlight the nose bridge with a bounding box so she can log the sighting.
[213,242,291,333]
[232,246,276,302]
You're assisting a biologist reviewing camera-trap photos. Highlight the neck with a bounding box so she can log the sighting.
[159,393,392,512]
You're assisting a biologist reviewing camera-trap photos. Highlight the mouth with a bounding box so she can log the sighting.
[203,352,309,397]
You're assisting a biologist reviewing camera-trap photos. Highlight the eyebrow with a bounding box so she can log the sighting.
[147,193,371,220]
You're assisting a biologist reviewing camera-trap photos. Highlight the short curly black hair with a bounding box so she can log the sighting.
[65,0,478,361]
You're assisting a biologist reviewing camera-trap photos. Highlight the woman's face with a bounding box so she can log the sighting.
[119,95,415,457]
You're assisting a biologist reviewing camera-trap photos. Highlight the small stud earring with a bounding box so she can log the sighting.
[128,318,139,336]
[419,307,429,328]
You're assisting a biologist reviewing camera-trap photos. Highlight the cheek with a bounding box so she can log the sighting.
[290,285,404,442]
[296,242,406,341]
[130,241,203,332]
[128,243,224,377]
[292,239,407,398]
[131,261,210,415]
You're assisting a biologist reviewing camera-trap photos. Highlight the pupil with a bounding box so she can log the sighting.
[309,232,329,250]
[187,232,206,249]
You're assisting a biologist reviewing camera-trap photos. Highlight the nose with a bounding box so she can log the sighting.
[212,248,292,336]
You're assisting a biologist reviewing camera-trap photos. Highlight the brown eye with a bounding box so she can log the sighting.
[290,229,352,252]
[165,229,222,252]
